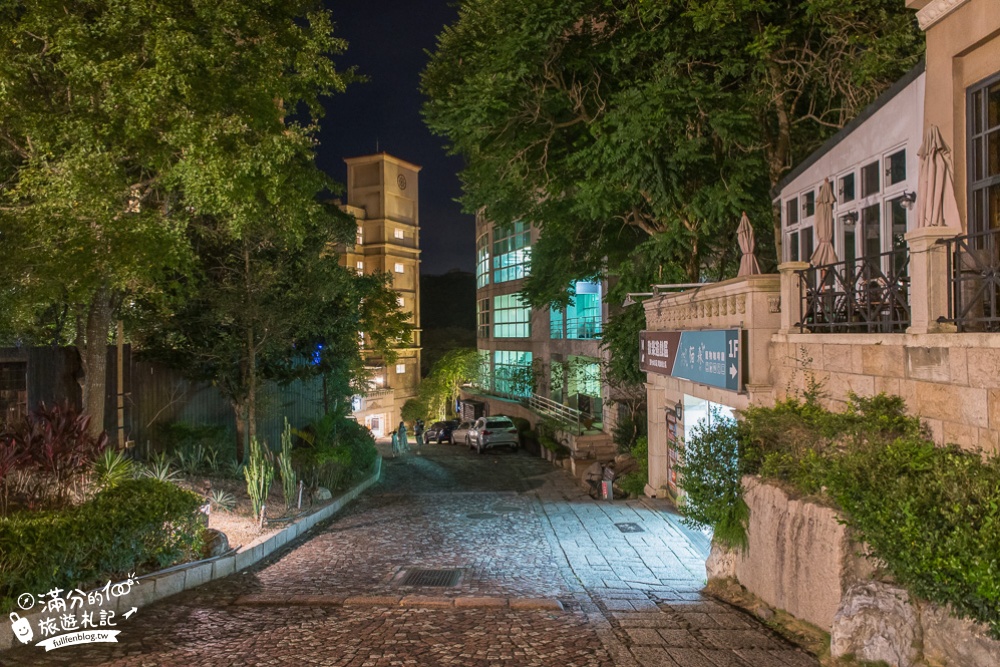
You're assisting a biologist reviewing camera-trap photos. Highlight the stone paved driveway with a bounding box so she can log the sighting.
[1,442,818,667]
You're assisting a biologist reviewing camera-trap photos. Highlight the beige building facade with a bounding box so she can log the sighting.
[340,153,422,436]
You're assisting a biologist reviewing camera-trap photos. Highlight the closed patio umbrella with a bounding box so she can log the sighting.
[915,124,960,228]
[737,212,761,276]
[810,179,838,266]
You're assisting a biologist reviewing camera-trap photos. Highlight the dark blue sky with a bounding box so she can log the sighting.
[317,0,475,274]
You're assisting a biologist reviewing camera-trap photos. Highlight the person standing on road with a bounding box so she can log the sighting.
[390,430,400,458]
[396,421,408,453]
[414,419,424,455]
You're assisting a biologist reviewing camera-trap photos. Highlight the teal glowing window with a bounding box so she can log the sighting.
[493,293,531,338]
[476,233,490,288]
[492,221,531,283]
[493,350,532,397]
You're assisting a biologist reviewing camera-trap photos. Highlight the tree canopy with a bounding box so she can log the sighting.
[422,0,924,383]
[131,213,410,460]
[0,0,353,433]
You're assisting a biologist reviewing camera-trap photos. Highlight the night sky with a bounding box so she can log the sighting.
[317,0,475,274]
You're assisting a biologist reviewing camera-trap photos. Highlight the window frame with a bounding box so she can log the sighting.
[394,262,405,274]
[968,71,1000,235]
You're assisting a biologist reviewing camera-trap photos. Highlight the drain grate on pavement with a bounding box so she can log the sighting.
[399,568,463,587]
[466,512,499,520]
[615,522,645,533]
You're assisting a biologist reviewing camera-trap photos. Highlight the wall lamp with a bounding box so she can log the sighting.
[622,292,653,307]
[900,190,917,210]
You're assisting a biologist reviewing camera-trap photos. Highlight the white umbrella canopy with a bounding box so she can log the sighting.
[916,124,961,228]
[810,179,838,266]
[737,211,761,276]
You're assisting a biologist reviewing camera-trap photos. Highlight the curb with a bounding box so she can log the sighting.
[234,593,565,611]
[0,457,382,653]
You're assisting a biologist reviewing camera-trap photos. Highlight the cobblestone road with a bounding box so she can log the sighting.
[2,442,818,667]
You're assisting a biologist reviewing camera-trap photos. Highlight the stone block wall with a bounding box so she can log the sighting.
[733,477,872,630]
[769,332,1000,456]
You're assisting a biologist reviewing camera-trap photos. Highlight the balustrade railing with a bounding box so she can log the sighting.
[527,393,584,433]
[795,250,911,333]
[940,228,1000,332]
[551,315,603,340]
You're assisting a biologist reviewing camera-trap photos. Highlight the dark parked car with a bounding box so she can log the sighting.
[423,420,460,444]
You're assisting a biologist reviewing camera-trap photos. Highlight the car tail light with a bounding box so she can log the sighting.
[507,429,517,434]
[482,430,492,436]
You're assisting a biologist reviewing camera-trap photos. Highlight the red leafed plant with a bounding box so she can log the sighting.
[7,401,108,506]
[0,434,28,513]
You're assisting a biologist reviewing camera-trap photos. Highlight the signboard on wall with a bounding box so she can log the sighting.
[640,329,742,392]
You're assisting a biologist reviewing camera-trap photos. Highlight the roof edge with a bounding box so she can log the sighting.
[770,59,926,200]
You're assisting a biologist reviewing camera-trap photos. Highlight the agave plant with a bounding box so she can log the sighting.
[203,447,222,474]
[142,458,181,483]
[208,489,236,512]
[224,459,245,479]
[176,445,205,476]
[91,449,135,490]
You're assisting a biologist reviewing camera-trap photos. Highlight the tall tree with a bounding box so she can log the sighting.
[0,0,352,435]
[131,213,410,460]
[422,0,923,381]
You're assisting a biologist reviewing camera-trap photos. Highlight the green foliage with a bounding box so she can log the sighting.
[91,449,136,490]
[278,419,297,510]
[423,0,922,389]
[0,479,204,610]
[0,0,356,428]
[617,436,649,498]
[3,401,109,507]
[613,409,648,454]
[208,489,236,513]
[698,393,1000,636]
[412,348,479,420]
[676,409,750,551]
[243,438,274,521]
[401,398,428,425]
[141,456,181,484]
[291,416,377,493]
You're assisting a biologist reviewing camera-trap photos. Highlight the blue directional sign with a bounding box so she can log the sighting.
[640,329,742,392]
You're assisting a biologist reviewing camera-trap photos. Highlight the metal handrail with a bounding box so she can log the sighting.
[795,249,911,334]
[565,316,603,340]
[527,393,584,434]
[551,315,603,340]
[940,228,1000,332]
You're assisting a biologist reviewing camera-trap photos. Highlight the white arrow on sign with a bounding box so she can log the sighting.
[123,607,138,620]
[729,364,737,379]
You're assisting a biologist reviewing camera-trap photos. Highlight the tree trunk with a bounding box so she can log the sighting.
[246,325,257,452]
[77,286,114,439]
[233,400,247,464]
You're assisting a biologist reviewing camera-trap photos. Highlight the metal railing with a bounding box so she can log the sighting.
[940,228,1000,332]
[795,249,911,333]
[551,315,603,340]
[527,393,584,433]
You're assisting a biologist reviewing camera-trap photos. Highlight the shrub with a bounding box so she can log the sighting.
[676,409,749,551]
[291,416,377,492]
[725,392,1000,637]
[613,409,648,454]
[0,478,204,610]
[616,436,649,497]
[91,449,136,490]
[4,401,108,506]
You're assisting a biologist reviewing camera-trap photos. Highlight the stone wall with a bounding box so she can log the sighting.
[732,477,872,630]
[769,332,1000,456]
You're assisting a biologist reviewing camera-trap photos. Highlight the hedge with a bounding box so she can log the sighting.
[0,478,205,610]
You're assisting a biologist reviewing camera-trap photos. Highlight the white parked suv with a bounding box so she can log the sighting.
[467,416,520,454]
